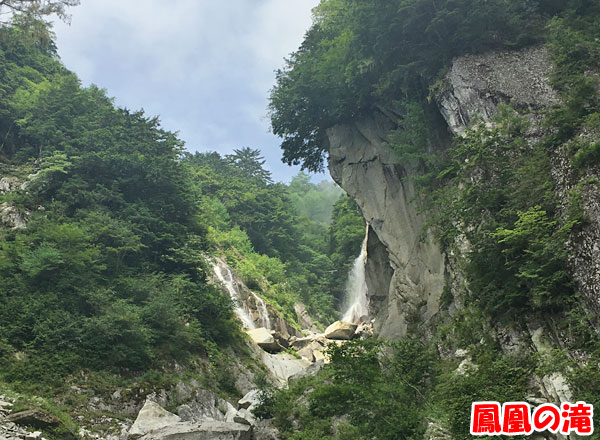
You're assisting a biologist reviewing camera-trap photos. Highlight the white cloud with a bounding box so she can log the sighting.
[50,0,321,182]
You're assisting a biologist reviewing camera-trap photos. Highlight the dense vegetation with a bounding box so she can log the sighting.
[269,0,591,172]
[185,150,363,326]
[0,19,240,384]
[0,16,364,395]
[256,335,535,440]
[267,0,600,438]
[1,0,599,438]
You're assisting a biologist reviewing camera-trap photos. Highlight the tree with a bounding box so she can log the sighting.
[269,0,572,172]
[225,147,273,184]
[0,0,80,20]
[0,0,79,22]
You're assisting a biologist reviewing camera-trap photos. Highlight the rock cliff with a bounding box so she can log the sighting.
[327,44,600,339]
[328,114,447,339]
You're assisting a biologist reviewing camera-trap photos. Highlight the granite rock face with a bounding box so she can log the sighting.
[436,45,558,135]
[439,45,600,319]
[328,44,600,339]
[129,400,252,440]
[328,113,447,339]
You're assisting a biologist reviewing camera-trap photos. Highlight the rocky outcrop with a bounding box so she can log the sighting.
[552,144,600,318]
[0,396,50,440]
[0,177,20,194]
[245,328,283,353]
[129,400,182,439]
[0,202,28,229]
[328,114,447,339]
[436,45,558,136]
[328,43,600,337]
[136,420,252,440]
[128,399,253,440]
[323,321,357,340]
[294,303,319,333]
[438,45,600,319]
[326,45,600,432]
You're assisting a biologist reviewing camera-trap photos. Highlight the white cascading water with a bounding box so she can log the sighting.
[213,262,256,329]
[213,259,272,329]
[342,225,370,323]
[252,293,271,329]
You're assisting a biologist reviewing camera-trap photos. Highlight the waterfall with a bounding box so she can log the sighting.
[213,262,256,329]
[212,258,272,330]
[341,225,369,323]
[252,292,271,329]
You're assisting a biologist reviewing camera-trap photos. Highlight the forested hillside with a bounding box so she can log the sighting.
[185,150,362,326]
[0,12,363,413]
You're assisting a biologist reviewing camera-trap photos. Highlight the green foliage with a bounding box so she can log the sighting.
[187,148,366,326]
[259,335,535,440]
[544,4,600,156]
[287,172,342,225]
[263,2,600,438]
[270,0,572,171]
[434,351,534,440]
[187,150,342,326]
[0,1,80,24]
[258,338,435,439]
[0,20,238,385]
[424,107,578,320]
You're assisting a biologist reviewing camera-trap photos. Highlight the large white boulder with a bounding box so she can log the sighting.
[259,352,312,385]
[237,390,260,411]
[324,321,357,340]
[245,328,282,353]
[137,421,252,440]
[128,400,182,439]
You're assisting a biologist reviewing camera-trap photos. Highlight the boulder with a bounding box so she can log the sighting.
[290,335,327,350]
[173,382,194,403]
[259,352,312,385]
[297,340,327,363]
[245,328,282,353]
[233,408,255,426]
[224,402,238,423]
[324,321,357,340]
[137,421,252,440]
[270,330,289,349]
[297,346,314,362]
[313,350,327,363]
[7,409,61,429]
[237,390,260,411]
[288,359,325,382]
[175,389,224,422]
[294,303,319,332]
[128,400,182,439]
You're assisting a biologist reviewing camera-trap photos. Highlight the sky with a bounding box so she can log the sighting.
[51,0,323,183]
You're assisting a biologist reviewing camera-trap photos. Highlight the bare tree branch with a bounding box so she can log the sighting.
[0,0,80,23]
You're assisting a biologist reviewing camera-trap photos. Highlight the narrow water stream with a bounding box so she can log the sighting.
[213,262,257,329]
